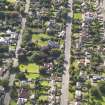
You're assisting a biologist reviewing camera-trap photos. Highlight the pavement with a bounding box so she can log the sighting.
[60,0,73,105]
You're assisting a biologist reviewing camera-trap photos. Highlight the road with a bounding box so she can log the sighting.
[4,0,30,105]
[102,0,105,37]
[60,0,73,105]
[15,0,30,58]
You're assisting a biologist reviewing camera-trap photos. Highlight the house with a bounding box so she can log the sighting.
[6,29,18,39]
[17,88,29,105]
[20,81,28,87]
[58,31,65,38]
[6,29,12,35]
[46,20,62,34]
[43,63,53,70]
[40,46,50,52]
[0,86,5,105]
[0,37,7,45]
[85,51,91,58]
[75,90,82,101]
[75,101,81,105]
[17,98,27,105]
[30,94,35,100]
[76,82,82,90]
[85,12,96,21]
[92,75,102,82]
[0,68,6,78]
[48,40,59,48]
[0,3,5,9]
[19,88,29,99]
[79,71,87,82]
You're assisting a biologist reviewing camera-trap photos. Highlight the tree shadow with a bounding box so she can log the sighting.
[67,15,72,23]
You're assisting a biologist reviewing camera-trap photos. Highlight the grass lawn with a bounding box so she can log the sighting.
[69,91,75,101]
[29,82,35,88]
[72,33,80,39]
[14,81,20,87]
[72,60,79,70]
[101,96,105,105]
[26,102,32,105]
[60,40,64,45]
[19,63,40,79]
[32,34,53,46]
[38,96,48,101]
[26,73,39,79]
[41,81,49,87]
[74,2,81,8]
[19,63,39,73]
[39,90,48,95]
[90,96,105,105]
[73,13,82,20]
[56,82,62,88]
[72,24,80,33]
[10,100,16,105]
[7,0,16,3]
[9,45,16,50]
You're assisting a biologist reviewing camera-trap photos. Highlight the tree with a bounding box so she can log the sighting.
[11,86,18,99]
[22,30,32,47]
[16,73,26,80]
[0,79,9,88]
[91,86,101,99]
[98,81,105,94]
[50,48,61,58]
[0,45,9,53]
[39,67,49,76]
[25,42,35,51]
[28,51,48,64]
[91,53,103,65]
[18,51,27,63]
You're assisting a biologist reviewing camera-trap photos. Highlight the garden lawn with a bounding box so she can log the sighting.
[72,24,80,33]
[26,73,39,79]
[19,63,39,73]
[101,96,105,105]
[69,91,75,101]
[32,34,53,46]
[56,82,62,88]
[9,45,16,50]
[41,81,49,87]
[26,102,32,105]
[10,100,16,105]
[74,2,81,8]
[73,13,82,20]
[91,96,105,105]
[39,96,48,101]
[7,0,16,3]
[73,33,80,39]
[72,60,79,70]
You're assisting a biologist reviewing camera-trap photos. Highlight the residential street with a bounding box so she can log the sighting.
[60,0,73,105]
[15,0,30,58]
[4,0,30,105]
[103,0,105,37]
